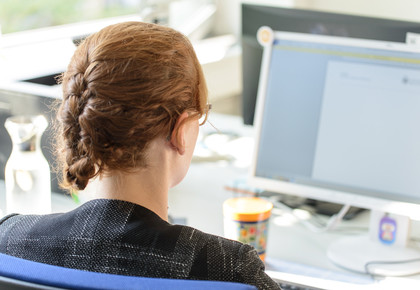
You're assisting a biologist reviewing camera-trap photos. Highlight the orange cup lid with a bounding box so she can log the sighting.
[223,197,273,222]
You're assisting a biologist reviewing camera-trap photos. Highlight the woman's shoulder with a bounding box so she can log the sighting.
[0,213,24,238]
[0,213,20,225]
[173,224,260,268]
[174,224,244,247]
[176,225,279,289]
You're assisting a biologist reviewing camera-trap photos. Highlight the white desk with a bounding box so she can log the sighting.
[1,113,420,289]
[168,152,420,289]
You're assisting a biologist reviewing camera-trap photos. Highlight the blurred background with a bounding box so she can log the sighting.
[2,0,420,116]
[1,0,420,194]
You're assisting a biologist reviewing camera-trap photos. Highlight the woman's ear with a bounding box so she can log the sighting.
[169,112,189,155]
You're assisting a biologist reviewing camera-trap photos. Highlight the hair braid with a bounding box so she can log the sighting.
[60,71,97,190]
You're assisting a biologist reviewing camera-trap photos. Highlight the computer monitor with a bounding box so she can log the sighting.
[241,4,420,125]
[249,27,420,276]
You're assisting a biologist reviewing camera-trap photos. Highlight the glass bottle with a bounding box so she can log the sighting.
[4,115,51,214]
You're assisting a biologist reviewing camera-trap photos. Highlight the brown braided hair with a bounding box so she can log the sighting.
[56,21,208,192]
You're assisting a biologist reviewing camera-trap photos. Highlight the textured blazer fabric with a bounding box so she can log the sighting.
[0,199,279,289]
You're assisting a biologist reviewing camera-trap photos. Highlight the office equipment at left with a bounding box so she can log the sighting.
[0,88,63,194]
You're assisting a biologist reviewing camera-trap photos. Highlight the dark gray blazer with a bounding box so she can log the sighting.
[0,199,279,289]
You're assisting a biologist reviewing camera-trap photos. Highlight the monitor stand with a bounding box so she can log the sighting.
[265,191,365,220]
[327,211,420,276]
[305,199,365,220]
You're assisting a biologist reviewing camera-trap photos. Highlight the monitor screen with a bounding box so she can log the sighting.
[250,29,420,220]
[241,4,420,125]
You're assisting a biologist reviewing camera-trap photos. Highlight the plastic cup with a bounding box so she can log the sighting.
[223,197,273,261]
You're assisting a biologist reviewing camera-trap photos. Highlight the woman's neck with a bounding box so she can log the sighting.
[94,171,169,221]
[92,138,172,221]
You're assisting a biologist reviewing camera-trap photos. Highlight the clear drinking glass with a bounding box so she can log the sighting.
[4,115,51,214]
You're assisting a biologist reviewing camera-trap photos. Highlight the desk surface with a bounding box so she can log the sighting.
[1,113,420,289]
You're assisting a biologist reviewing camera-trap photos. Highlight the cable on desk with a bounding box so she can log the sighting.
[364,258,420,277]
[269,198,366,234]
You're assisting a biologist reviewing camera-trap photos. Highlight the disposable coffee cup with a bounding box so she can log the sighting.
[223,197,273,261]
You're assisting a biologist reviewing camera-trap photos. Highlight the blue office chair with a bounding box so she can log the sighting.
[0,253,257,290]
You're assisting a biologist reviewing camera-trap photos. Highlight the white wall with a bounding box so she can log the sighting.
[212,0,294,37]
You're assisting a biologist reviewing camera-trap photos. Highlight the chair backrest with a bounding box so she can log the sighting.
[0,253,257,290]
